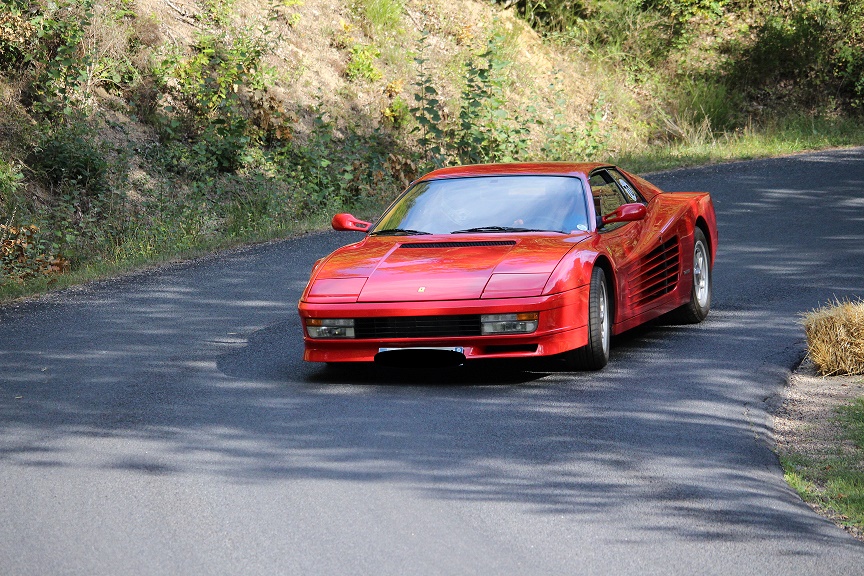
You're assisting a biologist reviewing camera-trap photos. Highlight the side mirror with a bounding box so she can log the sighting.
[332,213,372,232]
[602,203,647,225]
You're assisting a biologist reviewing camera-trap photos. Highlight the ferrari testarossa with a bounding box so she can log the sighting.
[298,163,717,370]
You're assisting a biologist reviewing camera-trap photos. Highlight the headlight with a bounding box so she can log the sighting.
[306,318,355,338]
[480,312,538,335]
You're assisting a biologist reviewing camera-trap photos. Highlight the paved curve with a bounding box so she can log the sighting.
[2,149,864,575]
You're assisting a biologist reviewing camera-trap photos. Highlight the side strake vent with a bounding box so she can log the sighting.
[400,241,516,249]
[633,237,680,307]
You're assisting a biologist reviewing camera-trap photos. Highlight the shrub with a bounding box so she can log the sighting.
[541,93,608,160]
[803,299,864,376]
[30,121,110,196]
[154,26,275,172]
[408,42,445,169]
[0,5,36,71]
[447,40,532,164]
[10,0,95,117]
[499,1,589,32]
[346,44,382,81]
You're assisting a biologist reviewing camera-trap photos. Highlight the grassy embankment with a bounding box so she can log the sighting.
[1,0,864,302]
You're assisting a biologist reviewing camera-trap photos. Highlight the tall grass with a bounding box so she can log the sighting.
[356,0,403,34]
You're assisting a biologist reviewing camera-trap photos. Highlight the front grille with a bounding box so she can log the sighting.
[399,241,516,249]
[355,315,482,339]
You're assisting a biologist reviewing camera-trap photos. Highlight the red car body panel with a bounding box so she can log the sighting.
[298,163,717,364]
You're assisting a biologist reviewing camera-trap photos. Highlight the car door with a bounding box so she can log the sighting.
[590,168,680,324]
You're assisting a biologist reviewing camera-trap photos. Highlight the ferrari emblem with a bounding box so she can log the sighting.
[418,286,426,293]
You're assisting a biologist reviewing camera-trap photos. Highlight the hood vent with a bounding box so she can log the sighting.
[399,240,516,249]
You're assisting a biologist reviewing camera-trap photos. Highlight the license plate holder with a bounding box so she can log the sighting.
[378,346,464,353]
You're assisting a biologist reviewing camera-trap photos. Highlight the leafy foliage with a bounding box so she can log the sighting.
[408,37,445,169]
[0,0,95,117]
[542,92,608,159]
[407,28,608,167]
[155,28,275,171]
[500,0,589,32]
[447,34,532,164]
[279,107,399,212]
[0,158,24,204]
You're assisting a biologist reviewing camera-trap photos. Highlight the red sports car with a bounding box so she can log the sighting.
[298,163,716,369]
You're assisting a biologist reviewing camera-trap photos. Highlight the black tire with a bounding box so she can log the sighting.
[669,227,711,324]
[564,266,611,370]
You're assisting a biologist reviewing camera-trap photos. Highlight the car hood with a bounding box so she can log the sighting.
[309,234,587,302]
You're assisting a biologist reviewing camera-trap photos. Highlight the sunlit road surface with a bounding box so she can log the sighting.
[2,148,864,574]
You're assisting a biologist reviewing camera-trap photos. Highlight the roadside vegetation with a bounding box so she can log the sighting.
[1,0,864,300]
[776,300,864,540]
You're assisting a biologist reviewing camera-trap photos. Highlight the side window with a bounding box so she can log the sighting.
[606,168,644,204]
[589,170,629,231]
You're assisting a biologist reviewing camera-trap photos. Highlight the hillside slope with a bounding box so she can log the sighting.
[1,0,862,296]
[1,0,634,289]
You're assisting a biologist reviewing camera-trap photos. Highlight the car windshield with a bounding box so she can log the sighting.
[371,175,589,235]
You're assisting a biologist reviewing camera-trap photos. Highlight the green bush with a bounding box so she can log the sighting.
[541,94,608,160]
[154,27,274,172]
[16,0,94,117]
[498,1,589,32]
[30,122,110,196]
[277,105,399,212]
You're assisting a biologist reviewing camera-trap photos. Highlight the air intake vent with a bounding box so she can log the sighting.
[400,241,516,249]
[632,237,680,307]
[355,315,482,338]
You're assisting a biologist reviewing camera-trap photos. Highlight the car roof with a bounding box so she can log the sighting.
[417,162,611,181]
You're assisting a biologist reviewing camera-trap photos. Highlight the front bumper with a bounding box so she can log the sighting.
[298,287,589,363]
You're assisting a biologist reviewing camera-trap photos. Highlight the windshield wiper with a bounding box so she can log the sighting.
[451,226,564,234]
[369,228,432,236]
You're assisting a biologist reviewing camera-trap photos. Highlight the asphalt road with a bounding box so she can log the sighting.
[2,148,864,575]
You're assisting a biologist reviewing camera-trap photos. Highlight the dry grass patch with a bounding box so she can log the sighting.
[803,299,864,376]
